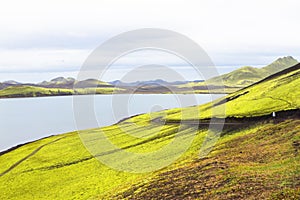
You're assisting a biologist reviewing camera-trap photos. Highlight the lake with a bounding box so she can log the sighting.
[0,94,219,151]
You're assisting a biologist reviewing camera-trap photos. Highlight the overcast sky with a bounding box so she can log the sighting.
[0,0,299,82]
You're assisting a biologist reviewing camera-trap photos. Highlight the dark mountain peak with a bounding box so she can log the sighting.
[276,56,296,62]
[39,77,76,88]
[109,80,124,85]
[50,77,65,82]
[2,80,21,85]
[263,56,298,74]
[50,77,75,82]
[270,56,297,64]
[108,79,191,87]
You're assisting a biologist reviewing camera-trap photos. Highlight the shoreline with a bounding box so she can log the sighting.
[1,108,299,157]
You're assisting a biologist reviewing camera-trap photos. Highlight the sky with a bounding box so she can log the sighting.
[0,0,299,82]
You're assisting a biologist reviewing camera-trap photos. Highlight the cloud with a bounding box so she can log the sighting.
[0,49,91,72]
[0,0,299,74]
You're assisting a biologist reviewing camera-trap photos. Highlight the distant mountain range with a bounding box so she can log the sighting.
[0,56,298,97]
[108,79,202,87]
[0,77,113,90]
[0,78,200,90]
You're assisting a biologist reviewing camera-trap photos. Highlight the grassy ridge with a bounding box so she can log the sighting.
[0,64,299,199]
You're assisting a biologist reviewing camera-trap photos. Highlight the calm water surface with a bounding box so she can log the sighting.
[0,94,217,151]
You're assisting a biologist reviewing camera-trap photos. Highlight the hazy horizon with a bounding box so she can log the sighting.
[1,0,300,83]
[0,64,269,83]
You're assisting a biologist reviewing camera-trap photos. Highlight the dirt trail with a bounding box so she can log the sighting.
[156,109,300,127]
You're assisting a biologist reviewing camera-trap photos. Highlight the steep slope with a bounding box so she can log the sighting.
[0,63,299,199]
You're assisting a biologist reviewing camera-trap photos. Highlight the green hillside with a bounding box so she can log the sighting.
[0,64,299,199]
[179,56,298,93]
[207,56,298,87]
[166,62,300,120]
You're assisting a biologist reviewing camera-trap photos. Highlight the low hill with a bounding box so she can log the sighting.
[40,77,112,89]
[0,63,299,199]
[74,79,112,88]
[39,77,76,88]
